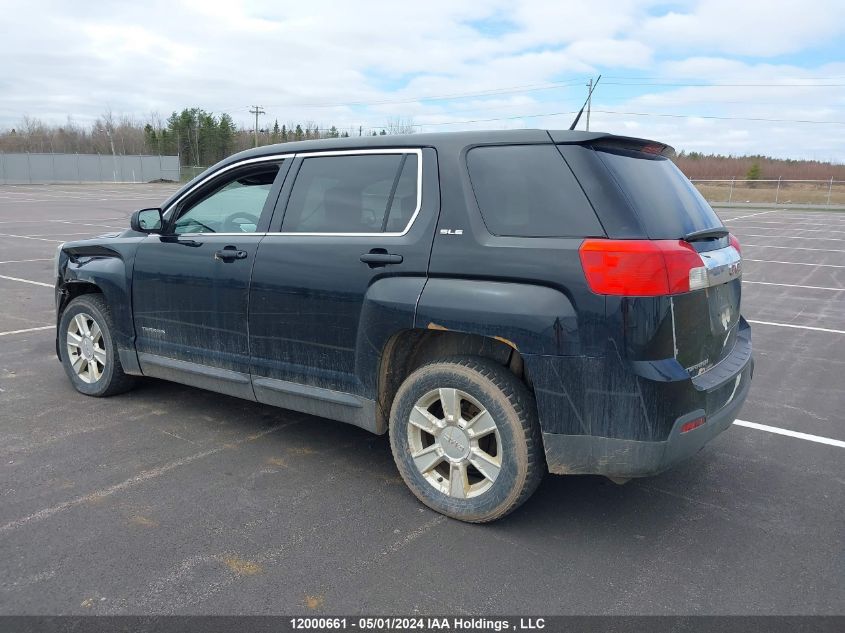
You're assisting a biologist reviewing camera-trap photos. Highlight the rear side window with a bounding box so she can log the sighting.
[281,153,419,233]
[466,144,604,237]
[595,148,722,239]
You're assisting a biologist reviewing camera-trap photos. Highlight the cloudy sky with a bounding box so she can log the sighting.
[2,0,845,159]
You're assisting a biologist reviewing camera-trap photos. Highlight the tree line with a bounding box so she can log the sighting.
[0,109,415,167]
[1,109,843,180]
[674,150,845,181]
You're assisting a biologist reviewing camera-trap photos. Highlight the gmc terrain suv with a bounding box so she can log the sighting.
[55,130,753,522]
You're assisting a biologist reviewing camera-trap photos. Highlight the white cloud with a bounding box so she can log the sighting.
[641,0,845,56]
[0,0,843,159]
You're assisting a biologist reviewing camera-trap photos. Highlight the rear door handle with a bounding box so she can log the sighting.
[214,246,248,261]
[360,250,403,267]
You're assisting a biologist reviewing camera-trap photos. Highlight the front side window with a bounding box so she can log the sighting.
[281,153,419,233]
[172,163,281,234]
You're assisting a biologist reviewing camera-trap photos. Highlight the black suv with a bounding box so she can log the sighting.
[54,130,752,522]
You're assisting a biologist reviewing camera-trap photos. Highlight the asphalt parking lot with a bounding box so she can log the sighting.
[0,184,843,616]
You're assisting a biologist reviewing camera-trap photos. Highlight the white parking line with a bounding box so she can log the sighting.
[747,320,845,334]
[50,221,126,229]
[727,220,843,227]
[744,244,845,253]
[744,281,844,292]
[721,209,780,221]
[744,258,845,268]
[740,234,845,242]
[732,226,845,235]
[0,232,64,242]
[26,232,102,237]
[0,274,53,288]
[734,420,845,448]
[0,420,298,535]
[0,218,122,224]
[0,258,53,264]
[0,325,54,337]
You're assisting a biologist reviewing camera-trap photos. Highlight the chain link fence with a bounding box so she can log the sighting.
[0,152,181,184]
[692,179,845,206]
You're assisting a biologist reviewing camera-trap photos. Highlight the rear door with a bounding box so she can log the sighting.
[248,148,437,404]
[132,158,289,396]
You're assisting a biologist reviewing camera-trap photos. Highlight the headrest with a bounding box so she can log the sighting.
[323,186,362,229]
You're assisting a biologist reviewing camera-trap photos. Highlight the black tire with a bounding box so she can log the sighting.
[59,293,136,397]
[389,356,545,523]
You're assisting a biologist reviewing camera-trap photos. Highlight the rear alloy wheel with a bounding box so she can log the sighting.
[390,356,544,523]
[59,294,136,397]
[406,387,502,500]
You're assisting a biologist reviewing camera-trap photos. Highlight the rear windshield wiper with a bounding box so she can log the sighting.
[684,227,729,242]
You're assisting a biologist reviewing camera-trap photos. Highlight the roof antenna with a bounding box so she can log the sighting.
[569,75,601,131]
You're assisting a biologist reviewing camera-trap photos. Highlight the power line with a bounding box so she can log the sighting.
[602,82,845,87]
[258,78,586,110]
[280,107,845,132]
[405,109,845,129]
[592,110,845,125]
[212,79,842,115]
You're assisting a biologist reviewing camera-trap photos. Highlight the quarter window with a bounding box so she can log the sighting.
[466,145,603,237]
[281,153,419,233]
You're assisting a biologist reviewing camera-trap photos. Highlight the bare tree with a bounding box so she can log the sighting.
[386,117,416,135]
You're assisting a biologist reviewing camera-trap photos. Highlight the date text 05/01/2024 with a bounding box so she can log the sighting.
[290,617,547,631]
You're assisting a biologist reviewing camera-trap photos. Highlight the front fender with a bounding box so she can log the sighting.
[58,236,146,354]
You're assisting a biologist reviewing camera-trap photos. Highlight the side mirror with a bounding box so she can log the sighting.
[130,208,163,233]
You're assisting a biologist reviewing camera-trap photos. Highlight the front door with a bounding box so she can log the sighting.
[132,158,288,398]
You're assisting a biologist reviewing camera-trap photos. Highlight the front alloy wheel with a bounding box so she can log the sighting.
[66,312,107,383]
[59,293,136,397]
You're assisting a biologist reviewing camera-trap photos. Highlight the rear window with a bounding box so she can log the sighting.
[595,148,722,239]
[466,144,604,238]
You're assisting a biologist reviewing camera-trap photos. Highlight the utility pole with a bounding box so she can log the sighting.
[585,77,593,132]
[249,105,265,147]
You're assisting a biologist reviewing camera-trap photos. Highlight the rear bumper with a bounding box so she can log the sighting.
[543,355,752,477]
[529,319,754,478]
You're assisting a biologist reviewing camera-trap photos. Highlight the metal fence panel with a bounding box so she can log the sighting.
[692,179,845,206]
[1,153,30,183]
[0,152,181,184]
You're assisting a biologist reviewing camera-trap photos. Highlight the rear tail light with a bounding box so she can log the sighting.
[729,233,741,255]
[579,239,707,296]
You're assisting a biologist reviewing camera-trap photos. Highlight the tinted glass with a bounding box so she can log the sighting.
[595,148,722,239]
[282,154,417,233]
[466,145,603,237]
[173,164,279,234]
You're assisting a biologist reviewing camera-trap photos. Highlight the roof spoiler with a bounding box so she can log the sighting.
[548,131,676,157]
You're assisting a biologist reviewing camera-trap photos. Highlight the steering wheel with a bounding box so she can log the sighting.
[222,211,261,233]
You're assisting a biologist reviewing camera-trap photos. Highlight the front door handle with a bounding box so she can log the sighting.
[360,249,403,267]
[214,246,248,262]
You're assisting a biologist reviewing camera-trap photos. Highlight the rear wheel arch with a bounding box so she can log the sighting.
[376,328,530,434]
